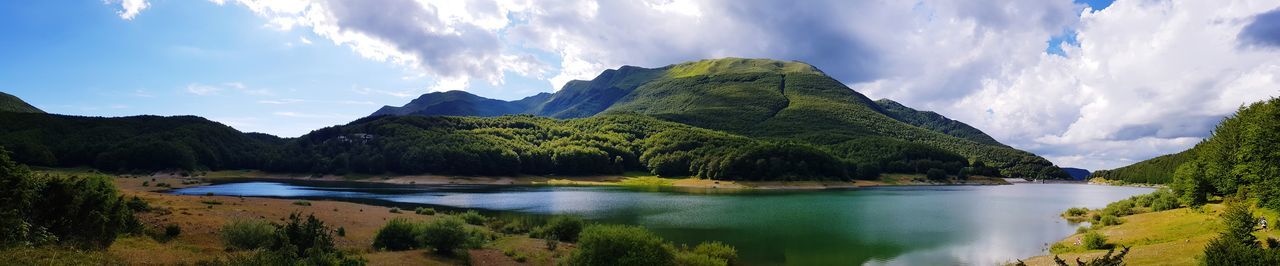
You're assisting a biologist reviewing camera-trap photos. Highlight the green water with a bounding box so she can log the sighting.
[175,181,1153,265]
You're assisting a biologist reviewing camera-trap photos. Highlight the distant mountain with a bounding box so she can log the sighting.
[371,58,1068,179]
[1061,167,1090,180]
[371,91,550,117]
[0,92,44,113]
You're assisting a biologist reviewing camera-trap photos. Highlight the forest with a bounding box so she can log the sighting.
[1168,98,1280,210]
[0,112,997,181]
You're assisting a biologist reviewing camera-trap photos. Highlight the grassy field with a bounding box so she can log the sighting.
[1023,202,1280,266]
[10,170,570,265]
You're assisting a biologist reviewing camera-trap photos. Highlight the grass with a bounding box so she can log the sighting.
[1027,205,1224,265]
[0,246,124,266]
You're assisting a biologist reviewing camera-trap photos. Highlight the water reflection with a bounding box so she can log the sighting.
[174,181,1152,265]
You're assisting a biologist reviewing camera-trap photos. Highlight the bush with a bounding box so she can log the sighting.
[1097,215,1123,226]
[221,219,276,250]
[926,168,947,181]
[538,216,584,242]
[414,207,435,215]
[418,217,468,255]
[691,241,737,265]
[1082,231,1108,250]
[568,225,675,266]
[337,227,345,237]
[373,218,420,251]
[292,201,312,206]
[389,207,401,214]
[459,210,485,225]
[1064,207,1088,217]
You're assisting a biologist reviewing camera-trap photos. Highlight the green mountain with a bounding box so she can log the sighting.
[0,92,44,113]
[874,99,1004,146]
[1090,150,1193,184]
[371,91,550,117]
[371,58,1066,179]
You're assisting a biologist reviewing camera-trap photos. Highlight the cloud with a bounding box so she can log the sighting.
[185,82,273,96]
[214,0,549,91]
[186,83,221,96]
[152,0,1280,170]
[1239,8,1280,48]
[258,98,305,104]
[106,0,150,20]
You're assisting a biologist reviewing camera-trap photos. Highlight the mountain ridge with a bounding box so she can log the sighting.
[0,91,44,114]
[368,58,1067,179]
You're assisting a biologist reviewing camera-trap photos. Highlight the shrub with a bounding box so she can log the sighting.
[1082,231,1108,250]
[926,168,947,181]
[568,225,675,266]
[337,227,345,237]
[127,196,151,212]
[459,210,485,225]
[538,216,585,242]
[373,218,420,251]
[414,207,435,215]
[292,201,312,206]
[418,216,468,255]
[1063,207,1088,217]
[165,224,182,239]
[1098,215,1123,226]
[675,252,726,266]
[1076,226,1089,234]
[270,213,336,256]
[389,207,401,214]
[691,241,737,265]
[220,219,275,251]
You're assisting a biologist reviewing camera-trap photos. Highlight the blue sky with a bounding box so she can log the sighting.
[3,0,1279,171]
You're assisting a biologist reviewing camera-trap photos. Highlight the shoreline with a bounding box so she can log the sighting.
[169,170,1013,190]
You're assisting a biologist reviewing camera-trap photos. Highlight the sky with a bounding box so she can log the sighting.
[2,0,1279,170]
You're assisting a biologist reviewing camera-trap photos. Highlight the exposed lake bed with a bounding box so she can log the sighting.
[173,180,1153,265]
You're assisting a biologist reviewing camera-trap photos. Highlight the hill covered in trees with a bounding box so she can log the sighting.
[0,92,43,113]
[370,58,1066,179]
[1169,97,1280,209]
[0,112,279,172]
[1090,151,1193,184]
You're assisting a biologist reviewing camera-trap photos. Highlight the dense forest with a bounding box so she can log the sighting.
[1090,150,1192,184]
[0,112,278,172]
[1169,98,1280,210]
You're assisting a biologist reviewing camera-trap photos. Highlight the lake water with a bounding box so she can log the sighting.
[173,181,1153,265]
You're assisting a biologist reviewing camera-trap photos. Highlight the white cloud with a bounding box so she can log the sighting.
[258,98,305,104]
[186,83,221,96]
[106,0,150,20]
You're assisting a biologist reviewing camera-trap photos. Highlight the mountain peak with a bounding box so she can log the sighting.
[0,91,44,114]
[663,58,824,78]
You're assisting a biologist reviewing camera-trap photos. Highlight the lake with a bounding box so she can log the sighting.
[173,181,1153,265]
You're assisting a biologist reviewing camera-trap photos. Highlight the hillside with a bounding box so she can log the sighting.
[1169,97,1280,209]
[1090,151,1193,184]
[0,92,44,113]
[371,58,1067,179]
[371,91,550,117]
[1061,167,1090,180]
[0,112,277,171]
[874,99,1004,146]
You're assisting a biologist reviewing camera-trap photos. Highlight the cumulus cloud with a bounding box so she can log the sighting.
[105,0,150,20]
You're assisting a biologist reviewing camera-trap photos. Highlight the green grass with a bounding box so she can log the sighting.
[1033,205,1223,265]
[0,247,123,266]
[618,176,676,187]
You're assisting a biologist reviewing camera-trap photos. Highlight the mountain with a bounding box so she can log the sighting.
[1061,167,1090,180]
[371,58,1067,179]
[0,92,44,113]
[1090,151,1193,184]
[371,91,551,117]
[874,99,1004,146]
